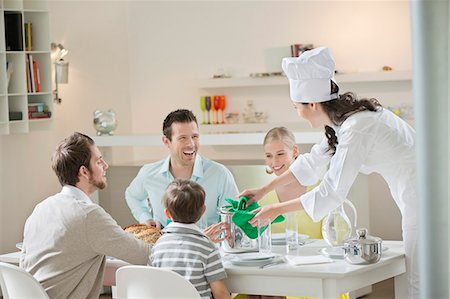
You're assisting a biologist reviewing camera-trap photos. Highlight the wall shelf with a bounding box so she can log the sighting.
[93,131,324,147]
[199,70,412,89]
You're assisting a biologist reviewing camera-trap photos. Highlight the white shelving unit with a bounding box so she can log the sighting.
[93,131,324,147]
[0,0,52,135]
[199,70,412,89]
[94,70,412,148]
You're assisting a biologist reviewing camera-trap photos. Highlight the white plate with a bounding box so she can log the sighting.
[320,246,389,259]
[233,252,276,261]
[320,247,345,259]
[230,258,276,267]
[230,253,281,267]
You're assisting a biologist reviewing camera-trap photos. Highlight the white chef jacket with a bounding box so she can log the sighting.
[291,108,417,230]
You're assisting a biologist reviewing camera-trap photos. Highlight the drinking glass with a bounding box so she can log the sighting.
[286,212,299,251]
[258,218,272,254]
[199,96,206,124]
[219,96,226,124]
[205,96,211,124]
[197,215,208,231]
[213,96,221,124]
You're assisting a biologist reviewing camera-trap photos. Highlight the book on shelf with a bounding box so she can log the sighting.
[26,55,32,92]
[28,111,51,119]
[9,111,23,121]
[33,59,41,92]
[25,54,40,93]
[28,54,36,92]
[25,23,33,51]
[5,12,23,51]
[6,61,14,89]
[28,103,47,113]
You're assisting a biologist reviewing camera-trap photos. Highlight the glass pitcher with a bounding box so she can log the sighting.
[322,199,357,247]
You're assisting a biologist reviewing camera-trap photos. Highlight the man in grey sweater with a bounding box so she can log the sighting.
[20,132,150,299]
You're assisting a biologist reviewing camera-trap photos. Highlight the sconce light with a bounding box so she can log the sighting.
[51,42,69,104]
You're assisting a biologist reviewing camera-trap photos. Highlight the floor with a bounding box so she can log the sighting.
[360,278,394,299]
[98,278,395,299]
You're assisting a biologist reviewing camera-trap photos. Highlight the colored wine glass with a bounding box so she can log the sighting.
[219,96,227,124]
[213,96,221,124]
[200,96,206,124]
[205,96,211,124]
[211,96,216,124]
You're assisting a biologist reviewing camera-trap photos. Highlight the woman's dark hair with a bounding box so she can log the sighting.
[319,81,382,154]
[51,132,95,186]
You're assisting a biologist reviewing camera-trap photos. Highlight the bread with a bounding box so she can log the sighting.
[124,224,162,244]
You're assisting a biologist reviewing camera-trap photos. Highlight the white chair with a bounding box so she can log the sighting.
[0,262,49,299]
[116,265,201,299]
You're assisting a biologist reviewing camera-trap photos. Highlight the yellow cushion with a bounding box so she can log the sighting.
[259,190,323,239]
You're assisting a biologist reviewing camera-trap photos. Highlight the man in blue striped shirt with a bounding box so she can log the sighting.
[150,179,230,299]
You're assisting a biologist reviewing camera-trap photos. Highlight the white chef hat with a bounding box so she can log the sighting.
[282,47,339,103]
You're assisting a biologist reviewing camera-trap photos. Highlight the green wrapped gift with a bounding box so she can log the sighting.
[223,197,285,239]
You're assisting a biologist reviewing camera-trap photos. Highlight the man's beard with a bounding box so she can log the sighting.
[89,176,107,190]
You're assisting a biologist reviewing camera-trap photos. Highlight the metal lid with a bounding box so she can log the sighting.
[344,228,382,247]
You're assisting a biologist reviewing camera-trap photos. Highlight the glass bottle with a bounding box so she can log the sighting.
[322,199,357,247]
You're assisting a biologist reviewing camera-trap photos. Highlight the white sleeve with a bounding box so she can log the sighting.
[289,137,331,186]
[300,129,371,222]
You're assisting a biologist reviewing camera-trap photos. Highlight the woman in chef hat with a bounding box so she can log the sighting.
[240,47,418,299]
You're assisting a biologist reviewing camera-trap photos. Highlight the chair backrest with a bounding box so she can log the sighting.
[0,262,49,299]
[116,265,201,299]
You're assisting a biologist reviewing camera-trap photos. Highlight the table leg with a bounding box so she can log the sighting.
[394,272,408,299]
[321,280,341,299]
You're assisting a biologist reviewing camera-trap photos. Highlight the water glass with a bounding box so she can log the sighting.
[286,212,299,251]
[258,218,272,254]
[197,215,208,231]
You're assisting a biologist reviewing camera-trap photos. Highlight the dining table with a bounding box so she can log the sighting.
[0,240,407,299]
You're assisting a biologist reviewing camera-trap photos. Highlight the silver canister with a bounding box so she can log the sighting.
[343,228,382,265]
[218,208,258,253]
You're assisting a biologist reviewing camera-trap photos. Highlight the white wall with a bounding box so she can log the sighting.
[0,1,133,253]
[126,1,411,162]
[0,1,410,253]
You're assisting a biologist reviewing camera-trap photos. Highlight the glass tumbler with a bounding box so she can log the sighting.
[258,218,272,254]
[286,212,299,251]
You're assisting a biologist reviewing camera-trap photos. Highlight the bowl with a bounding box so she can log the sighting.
[343,228,382,265]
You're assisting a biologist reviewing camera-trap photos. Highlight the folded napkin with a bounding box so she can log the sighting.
[223,197,285,240]
[285,255,334,266]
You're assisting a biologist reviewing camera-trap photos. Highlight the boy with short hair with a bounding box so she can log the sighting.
[150,178,230,299]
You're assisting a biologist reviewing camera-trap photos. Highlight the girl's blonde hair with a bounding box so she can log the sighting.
[263,127,296,149]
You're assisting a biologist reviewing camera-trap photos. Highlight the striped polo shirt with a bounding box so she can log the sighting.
[150,222,227,299]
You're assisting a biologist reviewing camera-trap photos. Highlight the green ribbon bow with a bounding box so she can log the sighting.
[223,196,285,239]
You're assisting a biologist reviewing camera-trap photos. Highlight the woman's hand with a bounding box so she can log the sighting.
[249,204,283,226]
[204,221,230,243]
[238,187,267,204]
[249,198,304,226]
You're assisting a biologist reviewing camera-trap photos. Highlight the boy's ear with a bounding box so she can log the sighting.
[164,208,173,220]
[202,205,206,215]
